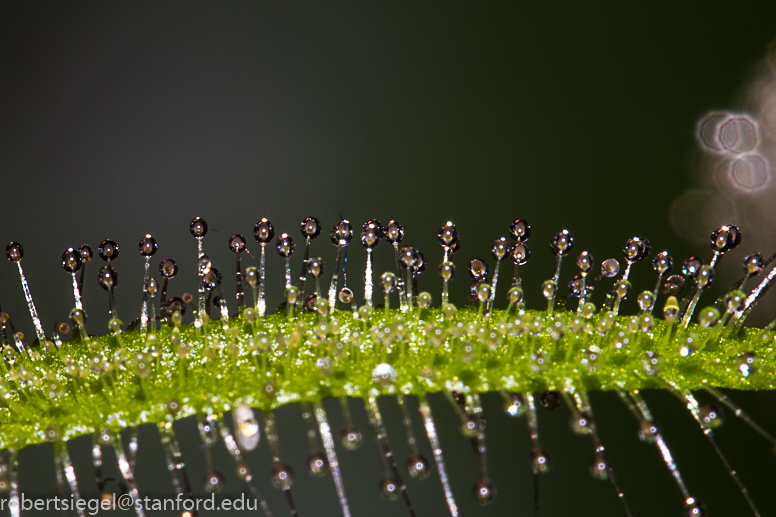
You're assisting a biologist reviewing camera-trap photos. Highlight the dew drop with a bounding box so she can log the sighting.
[78,244,93,263]
[725,290,746,313]
[330,220,353,246]
[581,302,596,319]
[623,236,651,263]
[400,246,417,269]
[576,251,593,273]
[204,470,224,493]
[307,451,330,476]
[469,259,489,280]
[190,216,208,238]
[338,287,354,304]
[568,275,585,297]
[276,233,295,257]
[438,222,458,247]
[61,248,82,273]
[614,279,631,299]
[270,463,295,490]
[710,225,742,254]
[510,243,530,265]
[542,280,557,300]
[652,251,673,275]
[661,275,685,296]
[361,227,380,249]
[6,242,24,262]
[379,477,401,500]
[380,272,397,293]
[682,257,704,277]
[244,266,258,288]
[417,292,432,308]
[138,235,158,257]
[601,258,620,277]
[98,239,120,262]
[540,391,559,410]
[508,287,523,304]
[700,404,723,428]
[439,261,456,281]
[472,478,496,505]
[98,267,118,291]
[549,230,573,256]
[509,219,531,242]
[372,363,397,387]
[491,238,509,262]
[695,265,714,288]
[229,234,247,253]
[477,283,491,303]
[341,425,362,450]
[403,452,430,480]
[743,252,764,276]
[159,259,178,279]
[638,420,660,443]
[253,218,275,243]
[307,257,325,278]
[638,291,656,312]
[698,306,720,328]
[384,220,404,244]
[301,217,322,239]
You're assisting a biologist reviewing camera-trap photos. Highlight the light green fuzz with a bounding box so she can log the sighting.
[0,307,771,449]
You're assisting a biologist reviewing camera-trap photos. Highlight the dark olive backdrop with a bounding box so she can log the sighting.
[2,2,776,516]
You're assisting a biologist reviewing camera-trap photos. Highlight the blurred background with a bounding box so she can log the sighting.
[2,1,776,515]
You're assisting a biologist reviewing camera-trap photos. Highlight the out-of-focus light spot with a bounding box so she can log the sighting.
[697,112,731,154]
[718,115,759,154]
[726,152,772,193]
[671,190,735,242]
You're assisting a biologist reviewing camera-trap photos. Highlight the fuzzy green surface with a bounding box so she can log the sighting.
[0,307,771,449]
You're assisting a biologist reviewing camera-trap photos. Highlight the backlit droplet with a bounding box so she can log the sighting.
[472,478,496,505]
[725,291,746,313]
[372,363,397,387]
[623,237,651,265]
[384,220,404,244]
[638,291,656,312]
[695,265,714,288]
[491,238,509,262]
[549,230,573,256]
[381,272,397,293]
[540,391,559,410]
[400,246,417,269]
[307,451,329,476]
[614,280,631,299]
[743,252,764,276]
[61,248,82,273]
[308,257,325,278]
[5,243,23,262]
[698,306,720,328]
[253,218,275,243]
[204,470,224,493]
[508,287,523,305]
[542,280,557,300]
[276,233,295,257]
[270,463,295,490]
[417,292,432,308]
[710,225,741,254]
[229,234,247,253]
[341,426,362,450]
[576,251,593,273]
[601,258,619,277]
[438,222,458,247]
[509,219,531,242]
[439,261,455,281]
[652,251,673,275]
[477,283,491,303]
[682,257,704,277]
[190,216,208,238]
[98,267,118,291]
[361,227,380,248]
[469,259,489,280]
[78,244,93,263]
[338,287,353,304]
[510,243,530,266]
[98,239,120,262]
[301,217,322,239]
[159,259,178,279]
[662,275,685,296]
[379,477,400,500]
[244,267,258,288]
[700,405,724,428]
[138,235,158,257]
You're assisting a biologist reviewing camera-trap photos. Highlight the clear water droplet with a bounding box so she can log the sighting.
[98,239,119,262]
[61,248,82,273]
[508,287,523,304]
[338,287,354,304]
[695,265,714,288]
[330,220,353,246]
[380,272,397,293]
[623,237,650,263]
[549,230,573,256]
[417,292,432,308]
[438,221,458,247]
[190,217,208,238]
[662,275,685,296]
[308,257,325,278]
[379,477,401,500]
[439,261,455,281]
[78,244,93,263]
[601,258,619,277]
[253,218,275,243]
[276,233,295,257]
[491,238,509,262]
[138,235,158,257]
[743,252,764,276]
[638,291,656,312]
[472,478,496,505]
[710,224,741,253]
[270,463,294,490]
[400,246,417,269]
[301,217,322,239]
[407,453,430,480]
[682,257,704,277]
[652,251,673,275]
[510,243,530,265]
[97,267,118,291]
[576,251,593,273]
[307,451,330,476]
[698,306,720,328]
[542,280,557,300]
[159,259,178,279]
[469,259,489,280]
[341,425,362,450]
[229,234,247,253]
[509,219,531,242]
[384,220,404,243]
[360,227,380,249]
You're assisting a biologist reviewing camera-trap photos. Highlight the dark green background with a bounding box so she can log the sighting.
[2,2,776,516]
